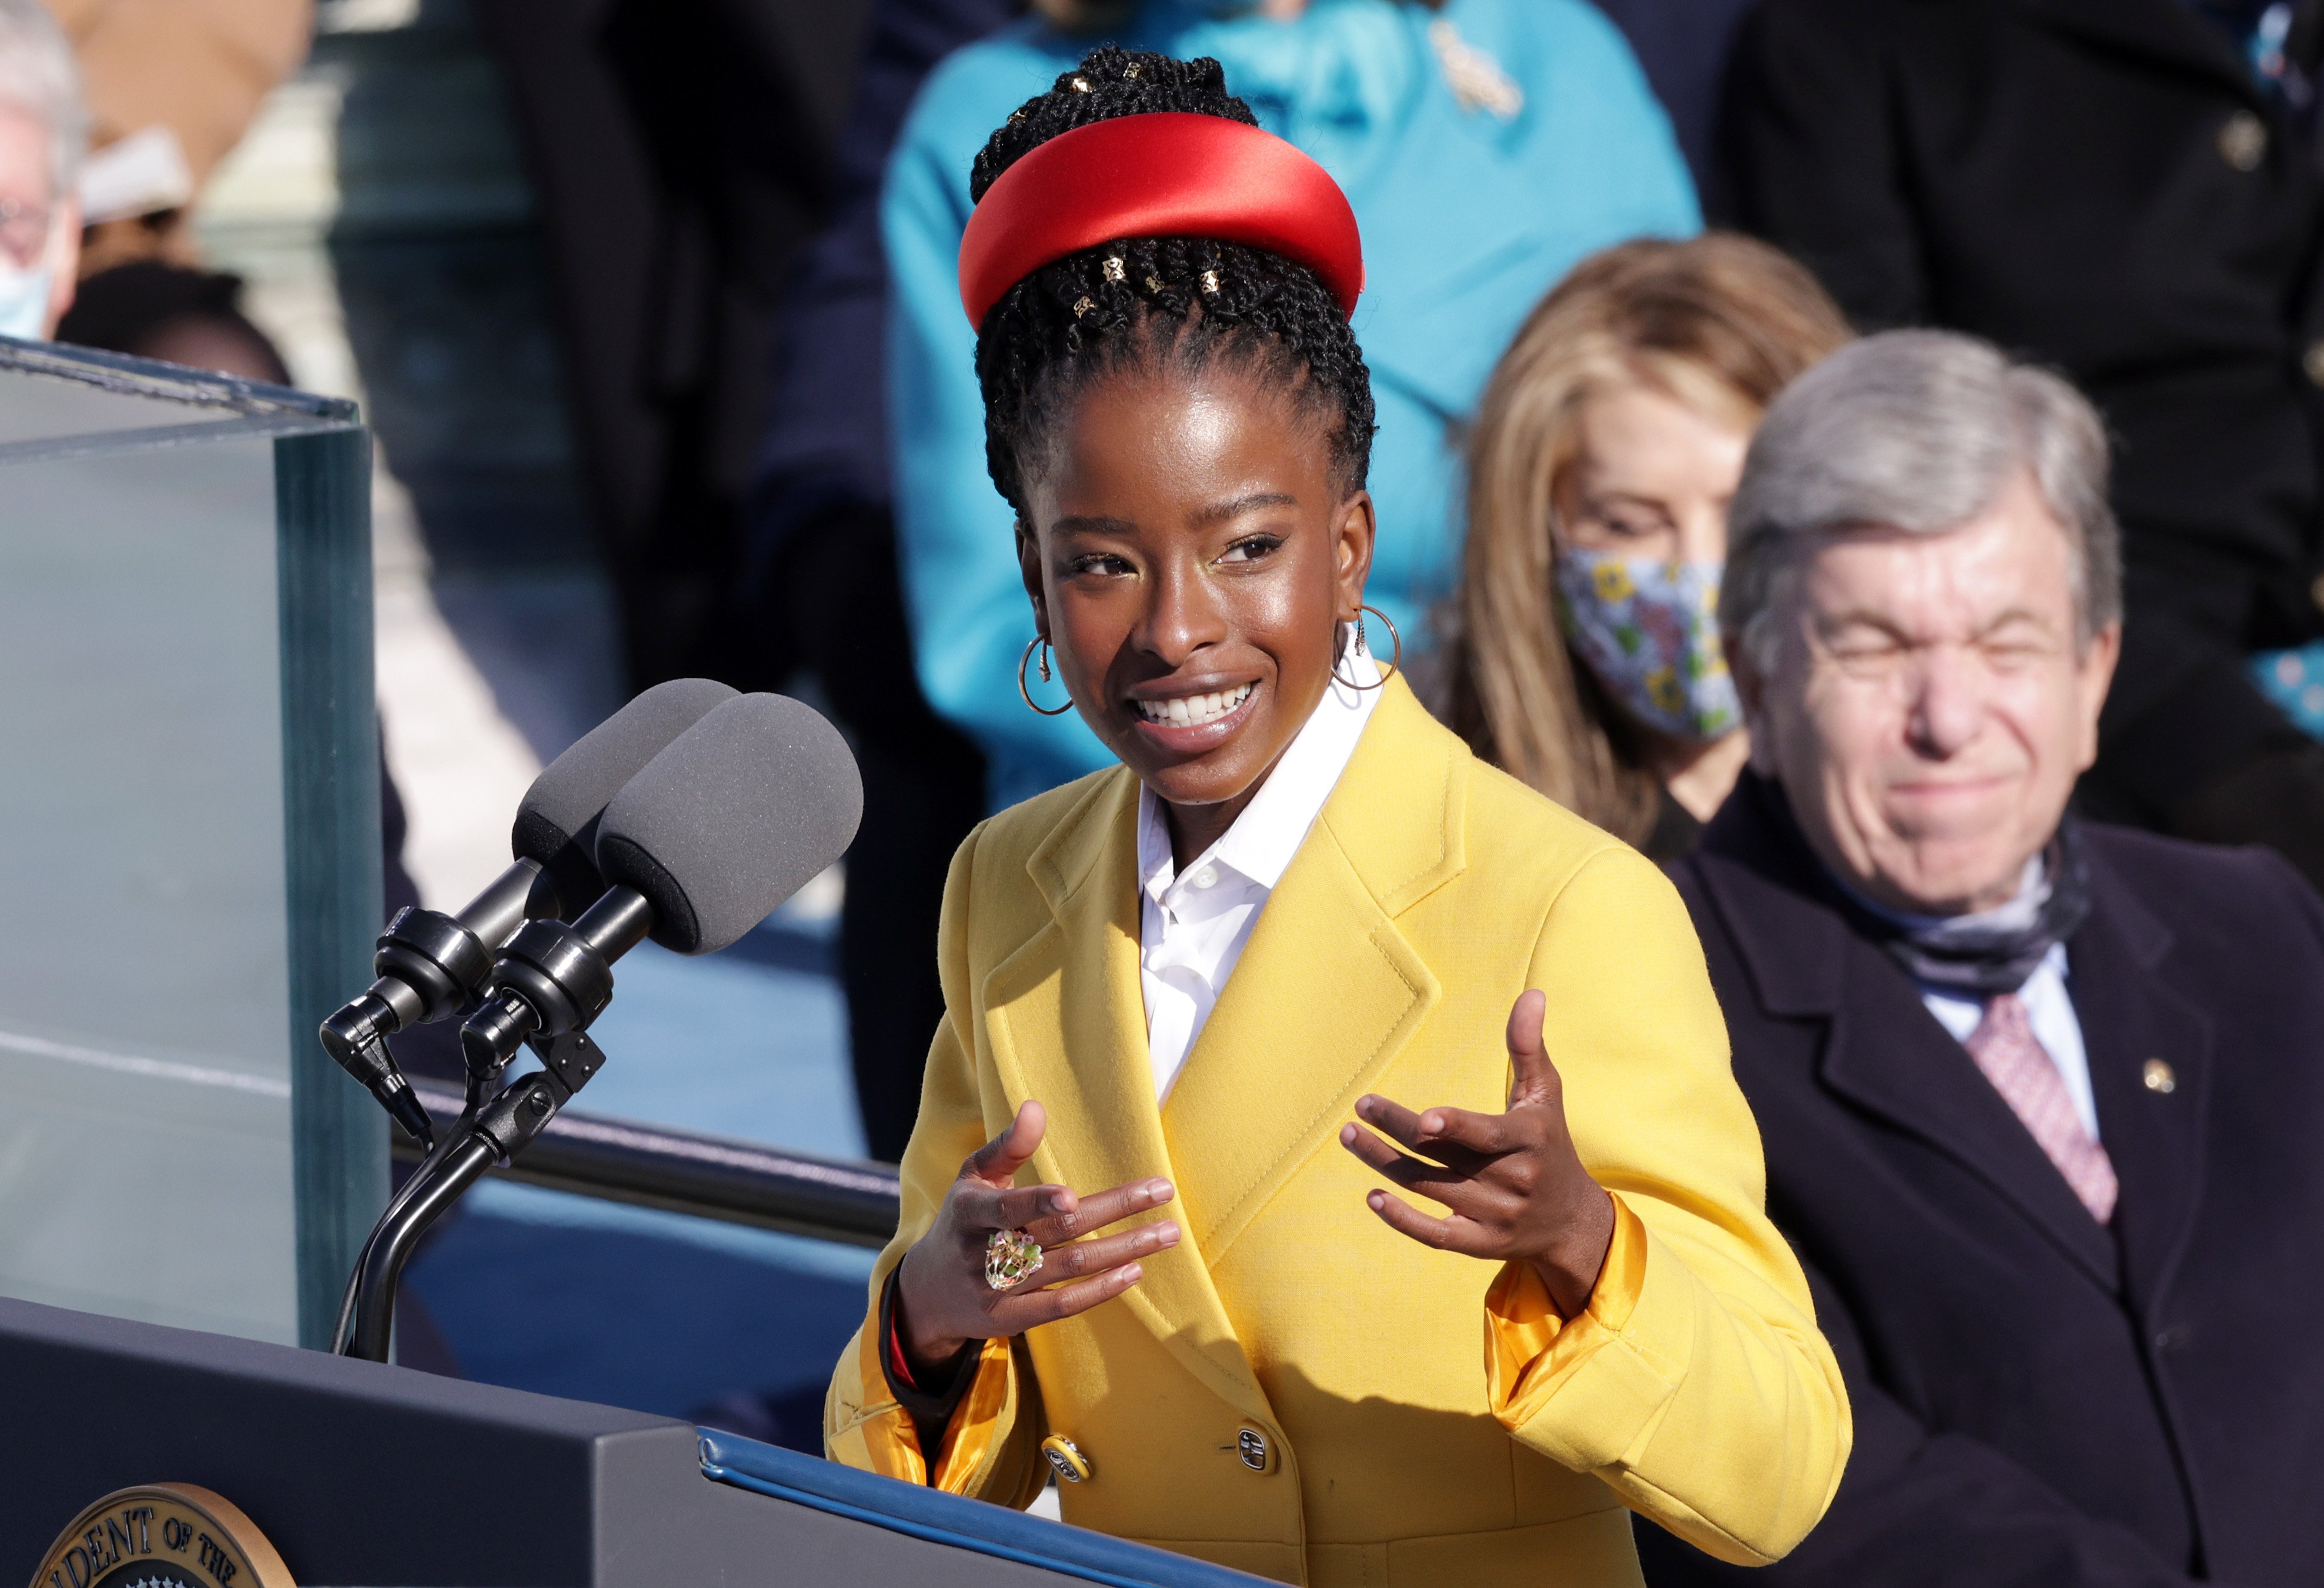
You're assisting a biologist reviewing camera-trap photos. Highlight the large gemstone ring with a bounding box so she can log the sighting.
[985,1226,1044,1291]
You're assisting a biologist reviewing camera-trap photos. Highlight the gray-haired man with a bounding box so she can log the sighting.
[0,0,80,339]
[1641,329,2324,1586]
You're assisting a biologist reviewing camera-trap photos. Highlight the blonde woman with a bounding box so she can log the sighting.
[1450,234,1851,856]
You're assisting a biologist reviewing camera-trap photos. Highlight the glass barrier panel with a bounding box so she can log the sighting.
[0,340,380,1348]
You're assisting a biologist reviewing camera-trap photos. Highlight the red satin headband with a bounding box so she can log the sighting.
[957,112,1365,329]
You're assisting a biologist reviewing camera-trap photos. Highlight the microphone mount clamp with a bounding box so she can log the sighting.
[319,861,551,1150]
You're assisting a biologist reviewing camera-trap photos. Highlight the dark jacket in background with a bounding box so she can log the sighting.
[1719,0,2324,858]
[1587,0,1757,192]
[746,0,1014,1162]
[749,0,1014,555]
[1640,774,2324,1586]
[470,0,872,686]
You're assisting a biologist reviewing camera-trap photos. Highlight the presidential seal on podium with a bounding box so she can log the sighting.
[29,1485,294,1588]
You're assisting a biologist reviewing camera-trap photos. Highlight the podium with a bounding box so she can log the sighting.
[0,1296,1265,1587]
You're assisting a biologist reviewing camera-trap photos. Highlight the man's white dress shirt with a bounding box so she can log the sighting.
[1135,647,1382,1102]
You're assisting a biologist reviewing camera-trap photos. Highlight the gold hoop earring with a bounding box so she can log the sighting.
[1333,604,1400,691]
[1018,636,1074,716]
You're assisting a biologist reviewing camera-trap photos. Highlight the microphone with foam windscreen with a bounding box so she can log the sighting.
[456,692,864,1076]
[319,677,737,1146]
[341,694,862,1362]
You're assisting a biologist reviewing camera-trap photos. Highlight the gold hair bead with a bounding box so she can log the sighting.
[1122,61,1141,78]
[1072,296,1095,317]
[1008,108,1026,125]
[1199,268,1222,295]
[1144,274,1166,294]
[1070,75,1092,92]
[1102,256,1125,282]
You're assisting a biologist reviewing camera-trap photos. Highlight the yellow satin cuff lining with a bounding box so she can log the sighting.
[846,1319,1011,1492]
[928,1337,1014,1493]
[849,1308,929,1485]
[1484,1192,1648,1430]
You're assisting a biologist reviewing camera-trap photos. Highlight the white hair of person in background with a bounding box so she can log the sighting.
[1723,328,2121,913]
[0,0,83,338]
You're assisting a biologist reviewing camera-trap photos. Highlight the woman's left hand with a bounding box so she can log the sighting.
[1337,989,1615,1318]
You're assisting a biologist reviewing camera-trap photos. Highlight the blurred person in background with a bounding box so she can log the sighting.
[1643,330,2324,1588]
[887,0,1699,826]
[0,0,81,339]
[42,0,309,379]
[1721,0,2324,892]
[469,0,874,690]
[1445,232,1848,858]
[750,0,1016,1164]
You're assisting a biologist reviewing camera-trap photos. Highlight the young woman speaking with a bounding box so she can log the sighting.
[823,49,1849,1587]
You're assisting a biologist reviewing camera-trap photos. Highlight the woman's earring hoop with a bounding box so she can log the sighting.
[1018,636,1074,716]
[1333,604,1400,691]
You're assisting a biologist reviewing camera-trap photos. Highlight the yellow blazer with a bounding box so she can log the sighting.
[826,678,1849,1586]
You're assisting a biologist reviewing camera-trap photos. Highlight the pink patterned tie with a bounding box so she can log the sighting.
[1962,992,2118,1222]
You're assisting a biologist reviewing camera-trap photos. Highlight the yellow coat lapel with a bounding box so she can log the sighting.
[1162,678,1464,1266]
[979,770,1275,1425]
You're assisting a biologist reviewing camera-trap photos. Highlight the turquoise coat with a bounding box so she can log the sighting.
[884,0,1698,810]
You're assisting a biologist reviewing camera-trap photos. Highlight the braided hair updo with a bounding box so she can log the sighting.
[971,48,1377,520]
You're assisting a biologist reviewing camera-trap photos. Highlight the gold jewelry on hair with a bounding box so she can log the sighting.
[1102,256,1126,282]
[1332,604,1401,691]
[1199,268,1222,295]
[1121,61,1141,79]
[1144,274,1166,295]
[1070,75,1092,92]
[1018,636,1074,715]
[1072,295,1095,317]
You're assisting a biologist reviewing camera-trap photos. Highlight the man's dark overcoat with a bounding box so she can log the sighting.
[1640,775,2324,1585]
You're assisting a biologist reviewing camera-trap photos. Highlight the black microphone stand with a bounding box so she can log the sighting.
[340,1028,607,1362]
[336,889,650,1363]
[325,1021,513,1356]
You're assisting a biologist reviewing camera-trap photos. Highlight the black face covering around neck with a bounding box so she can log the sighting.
[1755,774,2093,997]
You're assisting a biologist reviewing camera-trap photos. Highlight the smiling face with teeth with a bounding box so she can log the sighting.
[1015,358,1375,867]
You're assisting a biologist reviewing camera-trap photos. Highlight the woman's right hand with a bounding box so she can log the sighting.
[894,1100,1178,1380]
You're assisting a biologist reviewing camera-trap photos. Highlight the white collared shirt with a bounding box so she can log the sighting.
[1135,648,1383,1101]
[1920,942,2098,1141]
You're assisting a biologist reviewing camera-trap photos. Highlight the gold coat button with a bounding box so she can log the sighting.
[2144,1059,2178,1095]
[2219,111,2268,171]
[1040,1434,1094,1484]
[1235,1425,1275,1473]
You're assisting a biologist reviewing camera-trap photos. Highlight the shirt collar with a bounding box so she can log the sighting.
[1137,644,1385,904]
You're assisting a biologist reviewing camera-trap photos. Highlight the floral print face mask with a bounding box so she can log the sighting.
[1552,548,1741,741]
